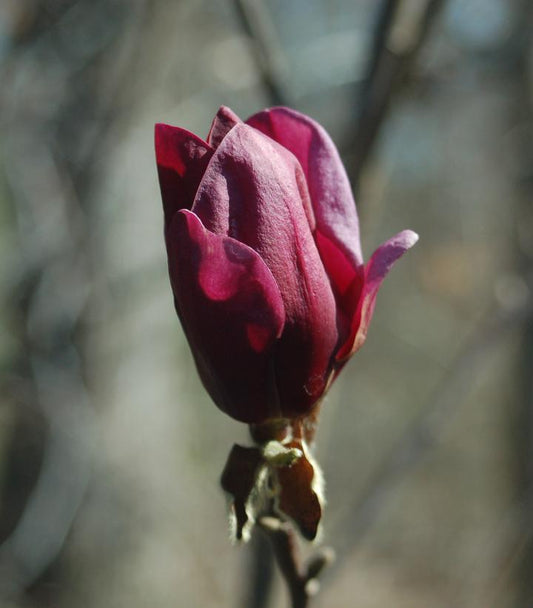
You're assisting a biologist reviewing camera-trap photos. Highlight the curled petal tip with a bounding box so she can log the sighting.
[155,124,213,224]
[207,106,242,148]
[154,122,181,147]
[397,229,419,248]
[365,229,418,284]
[216,105,236,116]
[335,227,418,362]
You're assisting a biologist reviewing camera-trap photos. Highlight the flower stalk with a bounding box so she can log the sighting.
[258,516,334,608]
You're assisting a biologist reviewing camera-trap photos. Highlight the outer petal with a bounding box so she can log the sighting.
[207,106,242,149]
[336,230,419,362]
[155,123,213,226]
[166,209,286,423]
[246,107,364,347]
[191,123,338,417]
[246,108,362,261]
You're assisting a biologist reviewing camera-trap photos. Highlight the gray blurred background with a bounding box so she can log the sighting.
[0,0,532,607]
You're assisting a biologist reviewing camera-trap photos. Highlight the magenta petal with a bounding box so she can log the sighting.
[166,209,286,423]
[155,123,213,226]
[192,122,315,238]
[191,123,338,416]
[246,107,363,269]
[207,106,242,149]
[336,230,419,362]
[246,107,365,351]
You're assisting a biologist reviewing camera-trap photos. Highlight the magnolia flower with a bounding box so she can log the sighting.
[155,106,417,425]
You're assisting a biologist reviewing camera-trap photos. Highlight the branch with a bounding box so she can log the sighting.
[363,0,401,85]
[0,0,148,597]
[349,0,446,186]
[508,2,533,604]
[258,517,334,608]
[233,0,291,106]
[335,298,533,558]
[242,530,275,608]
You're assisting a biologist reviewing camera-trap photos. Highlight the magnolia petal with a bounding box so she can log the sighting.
[246,107,366,350]
[246,106,363,268]
[155,123,213,226]
[192,122,315,237]
[166,209,286,423]
[336,230,419,362]
[207,106,242,149]
[191,123,338,417]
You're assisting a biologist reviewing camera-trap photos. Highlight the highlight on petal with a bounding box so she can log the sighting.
[336,230,419,362]
[166,209,286,423]
[246,106,363,270]
[155,123,213,226]
[207,106,242,149]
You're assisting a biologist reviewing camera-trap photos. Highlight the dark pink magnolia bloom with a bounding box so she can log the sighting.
[155,106,417,424]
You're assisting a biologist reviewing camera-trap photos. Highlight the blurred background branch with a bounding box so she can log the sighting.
[233,0,292,106]
[348,0,446,188]
[0,0,146,601]
[510,1,533,605]
[336,297,532,558]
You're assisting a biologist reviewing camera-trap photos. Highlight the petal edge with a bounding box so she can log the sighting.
[246,106,363,268]
[155,123,213,226]
[336,229,419,362]
[207,106,242,149]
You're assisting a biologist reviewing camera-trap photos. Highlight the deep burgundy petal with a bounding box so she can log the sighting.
[246,107,364,348]
[207,106,242,149]
[166,209,286,423]
[191,123,338,416]
[155,123,213,226]
[336,230,419,362]
[246,107,362,264]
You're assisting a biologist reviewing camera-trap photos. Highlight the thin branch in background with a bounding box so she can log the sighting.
[0,0,148,601]
[518,314,533,606]
[509,0,533,604]
[333,298,532,562]
[363,0,401,87]
[233,0,292,106]
[349,0,446,187]
[455,492,533,608]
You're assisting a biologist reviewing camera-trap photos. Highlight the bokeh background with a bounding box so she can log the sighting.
[0,1,532,607]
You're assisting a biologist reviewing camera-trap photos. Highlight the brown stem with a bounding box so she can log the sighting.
[258,517,334,608]
[259,518,311,608]
[243,531,275,608]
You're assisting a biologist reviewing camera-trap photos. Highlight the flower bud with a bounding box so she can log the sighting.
[155,106,418,424]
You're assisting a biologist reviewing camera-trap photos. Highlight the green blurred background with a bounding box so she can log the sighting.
[0,1,532,606]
